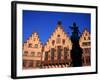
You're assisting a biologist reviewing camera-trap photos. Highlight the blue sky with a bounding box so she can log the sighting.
[23,10,91,44]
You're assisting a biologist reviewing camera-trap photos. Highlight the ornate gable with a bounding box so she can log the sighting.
[44,22,72,51]
[23,32,43,69]
[79,29,91,48]
[42,21,72,68]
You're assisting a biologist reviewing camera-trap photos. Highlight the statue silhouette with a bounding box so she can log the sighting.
[70,22,83,67]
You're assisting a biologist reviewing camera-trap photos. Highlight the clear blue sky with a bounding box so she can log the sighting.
[23,10,91,44]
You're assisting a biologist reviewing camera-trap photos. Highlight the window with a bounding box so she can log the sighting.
[62,39,65,45]
[51,48,55,62]
[85,33,87,36]
[84,48,91,54]
[52,40,55,46]
[45,52,48,61]
[57,35,60,37]
[24,51,28,56]
[31,52,35,56]
[56,35,61,44]
[57,46,62,62]
[64,47,69,60]
[86,56,90,64]
[82,42,91,46]
[28,60,33,68]
[28,43,32,48]
[88,36,90,40]
[84,37,86,40]
[23,60,27,67]
[34,44,38,48]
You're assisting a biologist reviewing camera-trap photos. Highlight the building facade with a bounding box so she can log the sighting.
[23,22,91,69]
[79,29,91,66]
[41,23,72,68]
[23,32,43,69]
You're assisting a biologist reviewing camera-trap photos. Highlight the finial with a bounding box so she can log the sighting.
[57,21,62,25]
[73,22,76,27]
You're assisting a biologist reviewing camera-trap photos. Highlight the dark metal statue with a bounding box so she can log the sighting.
[70,22,83,67]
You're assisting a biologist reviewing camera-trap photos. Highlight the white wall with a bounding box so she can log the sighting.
[0,0,99,80]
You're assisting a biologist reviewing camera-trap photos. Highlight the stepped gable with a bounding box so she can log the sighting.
[42,21,72,67]
[79,28,91,66]
[23,32,43,69]
[44,21,72,51]
[79,28,91,48]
